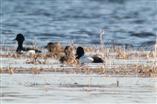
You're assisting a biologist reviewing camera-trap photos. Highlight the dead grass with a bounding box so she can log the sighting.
[1,39,157,77]
[5,66,15,74]
[1,64,156,77]
[115,48,129,59]
[31,67,43,74]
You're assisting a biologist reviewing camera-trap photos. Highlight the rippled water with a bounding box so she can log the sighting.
[1,0,157,49]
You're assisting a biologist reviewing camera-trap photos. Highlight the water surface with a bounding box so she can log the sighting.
[1,0,157,49]
[1,74,157,104]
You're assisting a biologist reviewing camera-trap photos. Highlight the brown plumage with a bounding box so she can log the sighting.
[60,46,78,65]
[45,42,64,58]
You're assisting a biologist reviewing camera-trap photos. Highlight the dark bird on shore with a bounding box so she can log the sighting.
[76,46,104,64]
[14,33,41,54]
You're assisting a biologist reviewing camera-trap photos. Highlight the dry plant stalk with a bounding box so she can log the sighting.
[116,48,128,59]
[155,38,157,55]
[7,66,15,74]
[155,38,157,66]
[0,67,2,73]
[99,30,105,51]
[26,53,48,64]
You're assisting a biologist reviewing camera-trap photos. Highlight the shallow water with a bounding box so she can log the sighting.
[1,0,157,49]
[1,73,157,104]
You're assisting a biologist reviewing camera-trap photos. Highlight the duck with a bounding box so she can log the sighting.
[45,42,64,58]
[60,46,78,64]
[14,33,41,54]
[76,46,104,64]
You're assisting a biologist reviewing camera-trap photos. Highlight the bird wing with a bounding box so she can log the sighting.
[79,55,94,64]
[92,56,104,63]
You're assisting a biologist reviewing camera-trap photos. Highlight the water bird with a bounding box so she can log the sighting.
[60,46,78,64]
[14,33,41,54]
[76,46,104,64]
[45,42,64,58]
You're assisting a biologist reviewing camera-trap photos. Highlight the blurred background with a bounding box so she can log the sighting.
[1,0,157,49]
